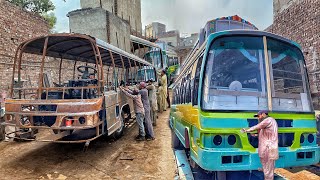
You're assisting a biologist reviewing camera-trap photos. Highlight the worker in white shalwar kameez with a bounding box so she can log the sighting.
[158,70,167,111]
[242,110,279,180]
[146,79,158,126]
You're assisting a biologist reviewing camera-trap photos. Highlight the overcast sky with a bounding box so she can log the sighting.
[52,0,273,35]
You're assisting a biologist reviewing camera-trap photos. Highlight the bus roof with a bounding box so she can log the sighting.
[20,33,153,68]
[130,35,160,52]
[205,30,302,49]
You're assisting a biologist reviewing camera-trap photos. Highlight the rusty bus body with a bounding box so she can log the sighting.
[3,33,156,143]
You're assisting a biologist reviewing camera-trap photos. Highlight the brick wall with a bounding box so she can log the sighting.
[266,0,320,107]
[0,1,50,92]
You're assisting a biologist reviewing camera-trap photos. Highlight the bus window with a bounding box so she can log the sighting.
[202,36,266,111]
[192,56,203,105]
[267,38,312,112]
[186,73,192,103]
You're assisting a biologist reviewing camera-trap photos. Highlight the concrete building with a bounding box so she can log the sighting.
[80,0,142,34]
[266,0,320,108]
[158,30,180,47]
[179,33,199,47]
[145,22,166,39]
[68,8,131,52]
[68,0,143,52]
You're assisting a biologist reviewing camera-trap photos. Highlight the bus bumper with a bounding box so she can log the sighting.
[193,146,320,171]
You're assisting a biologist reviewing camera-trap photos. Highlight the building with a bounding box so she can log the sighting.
[179,33,199,47]
[145,22,166,39]
[68,0,142,52]
[158,30,180,47]
[80,0,142,34]
[266,0,320,108]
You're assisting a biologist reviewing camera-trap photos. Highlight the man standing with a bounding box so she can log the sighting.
[158,69,168,111]
[139,82,155,140]
[146,79,158,126]
[165,67,171,108]
[120,87,145,141]
[157,82,166,113]
[316,114,320,138]
[242,110,279,180]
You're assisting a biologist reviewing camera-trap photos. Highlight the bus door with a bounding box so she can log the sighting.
[104,67,121,135]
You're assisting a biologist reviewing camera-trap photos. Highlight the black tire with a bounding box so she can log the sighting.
[171,130,183,149]
[112,113,125,139]
[189,157,199,169]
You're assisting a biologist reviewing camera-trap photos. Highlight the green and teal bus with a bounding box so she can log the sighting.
[170,29,320,172]
[144,41,179,84]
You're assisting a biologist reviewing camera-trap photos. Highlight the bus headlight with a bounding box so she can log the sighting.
[307,134,315,143]
[213,135,222,146]
[79,116,86,124]
[227,135,237,145]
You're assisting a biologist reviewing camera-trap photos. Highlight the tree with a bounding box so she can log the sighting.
[6,0,61,30]
[7,0,55,14]
[42,12,57,30]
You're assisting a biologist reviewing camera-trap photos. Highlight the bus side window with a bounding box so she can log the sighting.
[186,73,192,103]
[192,56,203,106]
[177,83,181,104]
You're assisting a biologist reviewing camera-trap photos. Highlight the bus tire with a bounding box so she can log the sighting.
[189,157,199,169]
[172,130,183,149]
[112,113,125,139]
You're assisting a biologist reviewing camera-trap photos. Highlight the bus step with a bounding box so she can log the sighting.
[174,150,194,180]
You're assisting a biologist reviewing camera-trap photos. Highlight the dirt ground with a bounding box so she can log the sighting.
[0,107,319,180]
[0,110,177,180]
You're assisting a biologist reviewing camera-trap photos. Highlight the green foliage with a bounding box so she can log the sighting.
[42,12,57,30]
[7,0,55,14]
[6,0,67,31]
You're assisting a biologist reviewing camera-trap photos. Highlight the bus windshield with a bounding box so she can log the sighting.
[202,36,312,112]
[144,51,164,69]
[137,67,156,82]
[267,38,312,112]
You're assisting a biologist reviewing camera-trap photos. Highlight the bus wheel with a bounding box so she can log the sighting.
[112,113,125,139]
[171,130,183,149]
[189,157,199,169]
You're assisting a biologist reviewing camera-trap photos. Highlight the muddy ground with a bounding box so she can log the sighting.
[0,110,177,180]
[0,107,319,180]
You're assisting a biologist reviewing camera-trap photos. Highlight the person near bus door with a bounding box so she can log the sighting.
[138,82,155,140]
[146,79,158,126]
[316,114,320,138]
[157,82,166,113]
[165,67,171,108]
[158,69,168,111]
[242,110,279,180]
[120,86,145,141]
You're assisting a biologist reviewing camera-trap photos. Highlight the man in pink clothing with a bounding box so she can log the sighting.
[242,110,279,180]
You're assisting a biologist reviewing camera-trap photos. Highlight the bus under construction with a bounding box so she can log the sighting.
[3,33,156,144]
